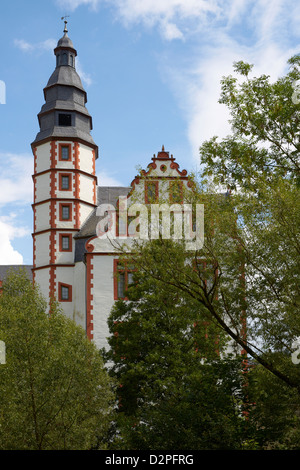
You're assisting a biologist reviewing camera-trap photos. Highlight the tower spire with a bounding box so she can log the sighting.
[61,15,70,34]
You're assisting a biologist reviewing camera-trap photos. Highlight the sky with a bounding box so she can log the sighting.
[0,0,300,265]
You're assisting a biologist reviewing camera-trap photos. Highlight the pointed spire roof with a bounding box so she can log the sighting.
[32,23,98,156]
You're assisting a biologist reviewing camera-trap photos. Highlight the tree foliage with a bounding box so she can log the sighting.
[104,271,247,450]
[114,56,300,396]
[0,269,115,450]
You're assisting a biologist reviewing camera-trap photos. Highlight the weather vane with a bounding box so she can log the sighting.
[61,15,70,33]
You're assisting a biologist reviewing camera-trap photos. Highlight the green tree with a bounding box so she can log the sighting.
[247,361,300,449]
[117,56,300,396]
[0,269,115,450]
[104,269,248,450]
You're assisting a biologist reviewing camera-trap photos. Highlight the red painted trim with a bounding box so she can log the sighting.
[32,168,98,181]
[32,198,96,208]
[31,137,98,158]
[86,254,94,340]
[32,264,75,271]
[32,227,78,236]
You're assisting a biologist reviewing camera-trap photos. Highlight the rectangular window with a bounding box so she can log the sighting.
[114,260,136,300]
[169,180,183,204]
[117,271,126,299]
[59,234,72,252]
[62,206,70,220]
[58,282,72,302]
[59,143,71,161]
[61,285,69,300]
[59,174,70,190]
[59,203,72,221]
[145,181,158,204]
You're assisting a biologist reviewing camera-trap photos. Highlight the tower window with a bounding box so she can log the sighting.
[62,206,70,220]
[59,113,72,126]
[59,143,71,161]
[60,174,70,190]
[60,203,72,221]
[61,146,69,160]
[59,234,72,252]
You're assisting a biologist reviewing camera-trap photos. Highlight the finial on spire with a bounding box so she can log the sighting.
[61,15,70,33]
[162,145,165,151]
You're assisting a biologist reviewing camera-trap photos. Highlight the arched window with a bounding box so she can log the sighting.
[62,53,68,65]
[70,55,74,67]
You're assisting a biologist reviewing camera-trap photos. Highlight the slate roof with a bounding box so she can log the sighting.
[74,186,131,239]
[32,30,97,149]
[0,265,33,281]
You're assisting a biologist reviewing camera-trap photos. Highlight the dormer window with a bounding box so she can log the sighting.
[59,113,72,126]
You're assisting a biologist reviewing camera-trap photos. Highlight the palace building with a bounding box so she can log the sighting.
[0,24,193,350]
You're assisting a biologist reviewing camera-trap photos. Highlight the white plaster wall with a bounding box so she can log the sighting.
[91,256,115,351]
[35,232,50,267]
[55,267,74,320]
[78,143,94,174]
[55,200,74,229]
[35,268,50,305]
[79,174,94,205]
[56,238,74,265]
[57,141,75,169]
[73,262,86,330]
[56,171,73,199]
[35,173,51,202]
[35,142,51,173]
[35,202,50,232]
[80,203,94,228]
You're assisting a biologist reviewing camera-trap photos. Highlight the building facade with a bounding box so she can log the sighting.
[28,25,193,350]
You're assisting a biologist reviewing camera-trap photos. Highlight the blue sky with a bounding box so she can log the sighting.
[1,0,300,265]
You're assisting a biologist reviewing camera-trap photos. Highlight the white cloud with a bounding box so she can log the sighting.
[76,58,93,86]
[56,0,101,11]
[14,39,34,52]
[53,0,300,158]
[97,170,124,186]
[0,215,31,265]
[14,38,56,53]
[0,153,33,206]
[0,153,32,264]
[159,20,183,41]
